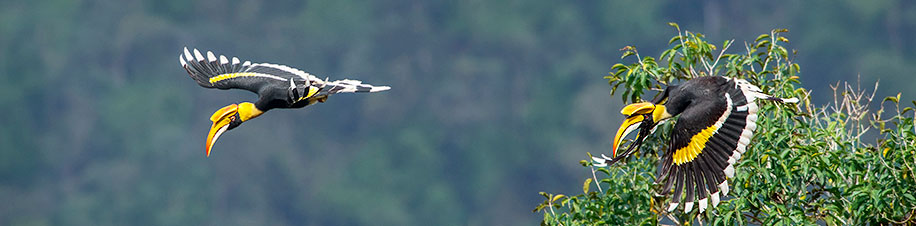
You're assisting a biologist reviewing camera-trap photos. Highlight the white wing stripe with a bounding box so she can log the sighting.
[249,63,321,81]
[246,72,287,81]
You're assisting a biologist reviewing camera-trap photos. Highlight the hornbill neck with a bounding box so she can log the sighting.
[237,102,265,121]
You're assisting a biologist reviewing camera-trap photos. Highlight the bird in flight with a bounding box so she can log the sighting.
[592,76,797,213]
[179,47,390,157]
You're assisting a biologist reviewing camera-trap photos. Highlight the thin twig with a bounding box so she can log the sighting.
[633,50,660,78]
[673,27,698,78]
[743,213,764,224]
[760,30,777,75]
[744,41,757,75]
[590,165,603,193]
[547,201,564,226]
[708,39,734,75]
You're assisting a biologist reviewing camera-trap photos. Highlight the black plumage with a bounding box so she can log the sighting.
[180,47,390,112]
[594,76,797,213]
[179,47,390,156]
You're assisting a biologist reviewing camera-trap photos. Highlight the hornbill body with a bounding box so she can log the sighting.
[179,47,390,156]
[593,76,797,213]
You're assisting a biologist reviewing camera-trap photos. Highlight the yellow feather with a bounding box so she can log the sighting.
[673,125,717,165]
[209,72,265,84]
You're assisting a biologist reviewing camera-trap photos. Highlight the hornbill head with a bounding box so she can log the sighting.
[611,102,673,158]
[596,89,676,166]
[205,102,263,157]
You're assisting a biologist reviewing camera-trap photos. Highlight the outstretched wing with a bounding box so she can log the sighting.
[657,78,793,213]
[179,47,324,94]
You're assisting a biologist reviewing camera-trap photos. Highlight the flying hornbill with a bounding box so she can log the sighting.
[592,76,797,213]
[179,47,390,157]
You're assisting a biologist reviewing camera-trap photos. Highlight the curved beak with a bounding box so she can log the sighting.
[205,104,238,157]
[612,114,646,158]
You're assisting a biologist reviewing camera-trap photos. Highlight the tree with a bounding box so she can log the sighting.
[535,23,916,225]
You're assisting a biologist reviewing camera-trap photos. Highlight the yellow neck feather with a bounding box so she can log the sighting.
[652,105,672,123]
[237,102,263,122]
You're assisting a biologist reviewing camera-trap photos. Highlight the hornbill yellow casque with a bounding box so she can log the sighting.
[179,47,390,157]
[592,76,797,213]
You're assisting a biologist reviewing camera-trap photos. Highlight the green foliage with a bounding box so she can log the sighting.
[537,23,916,225]
[4,1,916,225]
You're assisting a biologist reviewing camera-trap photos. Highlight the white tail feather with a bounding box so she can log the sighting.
[324,79,391,94]
[370,86,392,92]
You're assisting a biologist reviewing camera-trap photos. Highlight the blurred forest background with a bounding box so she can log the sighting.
[1,0,914,225]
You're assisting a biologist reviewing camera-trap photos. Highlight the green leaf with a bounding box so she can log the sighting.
[533,203,547,212]
[755,40,771,49]
[621,51,635,59]
[668,36,682,45]
[668,22,679,30]
[596,168,610,175]
[611,63,627,71]
[550,194,566,204]
[661,49,675,61]
[776,46,788,58]
[904,193,916,202]
[583,178,592,194]
[884,95,899,104]
[776,36,790,44]
[755,34,770,43]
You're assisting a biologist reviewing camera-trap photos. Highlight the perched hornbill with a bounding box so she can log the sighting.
[179,47,390,157]
[592,76,797,213]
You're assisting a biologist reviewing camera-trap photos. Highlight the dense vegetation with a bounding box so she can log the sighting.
[535,24,916,225]
[2,1,915,225]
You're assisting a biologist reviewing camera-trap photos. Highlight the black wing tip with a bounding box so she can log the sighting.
[179,47,247,75]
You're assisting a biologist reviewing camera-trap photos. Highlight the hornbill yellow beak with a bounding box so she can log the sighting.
[595,102,671,166]
[612,114,647,158]
[206,104,238,157]
[204,102,263,157]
